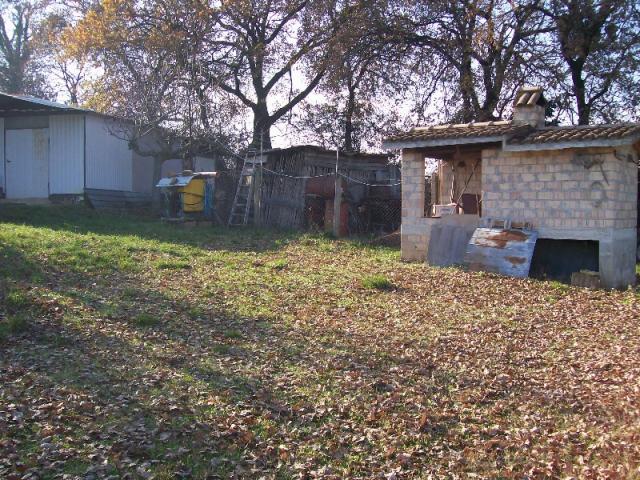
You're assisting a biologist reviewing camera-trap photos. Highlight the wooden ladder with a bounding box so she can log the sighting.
[228,154,257,226]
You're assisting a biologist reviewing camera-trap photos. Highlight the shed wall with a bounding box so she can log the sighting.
[85,115,133,191]
[161,159,182,177]
[4,116,49,129]
[195,156,216,172]
[49,115,85,194]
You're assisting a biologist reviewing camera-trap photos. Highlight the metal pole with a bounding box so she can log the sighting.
[332,147,342,237]
[253,130,264,226]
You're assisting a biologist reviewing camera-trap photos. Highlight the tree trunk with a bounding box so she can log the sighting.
[251,102,273,150]
[459,53,476,122]
[344,88,357,152]
[571,66,590,124]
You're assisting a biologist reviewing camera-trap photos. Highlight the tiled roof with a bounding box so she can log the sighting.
[508,124,640,145]
[384,120,640,150]
[385,120,527,143]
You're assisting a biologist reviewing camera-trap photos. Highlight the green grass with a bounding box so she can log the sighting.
[361,274,394,290]
[267,258,288,270]
[222,329,242,339]
[133,312,161,327]
[5,288,30,311]
[0,312,30,340]
[155,259,192,270]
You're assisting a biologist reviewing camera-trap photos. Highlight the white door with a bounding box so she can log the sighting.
[5,129,49,199]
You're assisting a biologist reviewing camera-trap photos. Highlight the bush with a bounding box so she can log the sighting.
[0,313,30,341]
[268,259,288,270]
[133,313,160,327]
[5,289,30,312]
[361,274,393,290]
[155,259,192,270]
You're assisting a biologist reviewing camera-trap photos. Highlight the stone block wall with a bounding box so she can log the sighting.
[401,149,430,260]
[482,145,637,288]
[512,104,545,128]
[481,146,637,234]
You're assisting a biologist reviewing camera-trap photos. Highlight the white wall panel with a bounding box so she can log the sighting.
[5,128,49,198]
[49,115,85,194]
[85,115,133,191]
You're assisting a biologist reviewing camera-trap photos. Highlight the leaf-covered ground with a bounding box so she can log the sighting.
[1,205,639,479]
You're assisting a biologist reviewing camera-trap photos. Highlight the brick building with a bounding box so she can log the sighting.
[383,87,639,289]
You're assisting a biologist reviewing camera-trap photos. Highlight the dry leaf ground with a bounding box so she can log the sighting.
[1,205,639,479]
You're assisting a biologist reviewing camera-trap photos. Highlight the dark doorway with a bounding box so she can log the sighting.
[529,239,599,283]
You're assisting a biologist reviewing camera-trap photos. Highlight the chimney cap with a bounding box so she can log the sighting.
[514,86,546,108]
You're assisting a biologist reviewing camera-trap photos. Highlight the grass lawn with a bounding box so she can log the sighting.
[1,205,639,479]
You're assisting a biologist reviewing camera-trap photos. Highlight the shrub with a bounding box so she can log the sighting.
[268,259,288,270]
[0,313,30,341]
[361,274,393,290]
[133,313,160,327]
[155,259,191,270]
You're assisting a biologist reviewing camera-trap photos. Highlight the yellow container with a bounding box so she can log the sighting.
[181,179,205,212]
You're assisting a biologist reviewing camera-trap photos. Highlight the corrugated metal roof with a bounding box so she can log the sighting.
[263,144,390,161]
[156,172,217,188]
[0,92,93,114]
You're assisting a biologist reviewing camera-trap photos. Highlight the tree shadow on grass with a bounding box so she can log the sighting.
[0,242,44,282]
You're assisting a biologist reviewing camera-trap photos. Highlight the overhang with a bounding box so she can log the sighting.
[0,92,92,116]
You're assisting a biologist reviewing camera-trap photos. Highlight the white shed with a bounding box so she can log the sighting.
[0,93,217,202]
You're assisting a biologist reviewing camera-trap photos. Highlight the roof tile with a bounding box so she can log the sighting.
[386,120,527,143]
[507,124,640,145]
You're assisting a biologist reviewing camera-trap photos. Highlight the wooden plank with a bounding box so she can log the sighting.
[464,227,538,278]
[85,188,151,211]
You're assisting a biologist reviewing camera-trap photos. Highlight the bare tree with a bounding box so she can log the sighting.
[0,0,51,96]
[203,0,349,149]
[300,0,412,151]
[540,0,640,124]
[35,13,87,104]
[401,0,551,122]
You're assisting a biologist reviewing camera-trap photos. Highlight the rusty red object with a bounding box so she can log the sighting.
[477,230,528,249]
[305,176,346,198]
[464,227,538,279]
